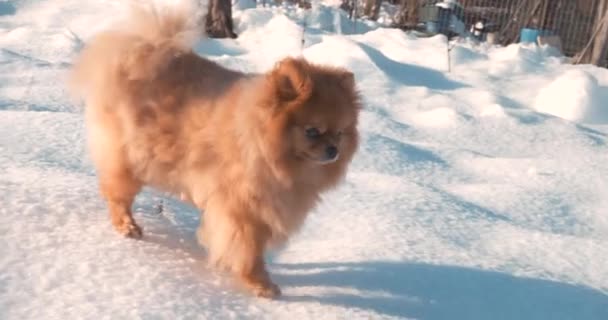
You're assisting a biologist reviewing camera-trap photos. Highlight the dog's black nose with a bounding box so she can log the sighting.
[325,146,338,160]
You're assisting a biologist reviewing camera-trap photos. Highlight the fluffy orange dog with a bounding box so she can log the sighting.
[70,4,359,298]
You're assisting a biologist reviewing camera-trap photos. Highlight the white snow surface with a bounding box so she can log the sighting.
[1,0,608,319]
[534,69,608,124]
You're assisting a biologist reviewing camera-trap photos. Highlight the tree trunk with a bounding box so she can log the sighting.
[577,0,608,65]
[591,0,608,66]
[363,0,382,20]
[394,0,418,28]
[340,0,354,19]
[403,0,418,26]
[205,0,237,39]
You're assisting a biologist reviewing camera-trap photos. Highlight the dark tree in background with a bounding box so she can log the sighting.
[344,0,419,28]
[590,0,608,66]
[363,0,383,20]
[393,0,419,28]
[205,0,237,38]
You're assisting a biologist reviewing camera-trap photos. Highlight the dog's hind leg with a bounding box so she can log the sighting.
[99,166,143,239]
[87,108,143,239]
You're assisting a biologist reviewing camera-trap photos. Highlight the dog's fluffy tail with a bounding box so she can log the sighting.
[69,1,201,104]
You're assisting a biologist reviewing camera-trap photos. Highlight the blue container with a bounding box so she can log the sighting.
[422,5,452,35]
[426,21,439,34]
[425,9,451,35]
[520,28,553,43]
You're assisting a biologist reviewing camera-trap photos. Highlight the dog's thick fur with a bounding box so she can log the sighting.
[70,3,360,298]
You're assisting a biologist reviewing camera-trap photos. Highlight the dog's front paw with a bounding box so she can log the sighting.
[249,281,281,299]
[114,221,143,239]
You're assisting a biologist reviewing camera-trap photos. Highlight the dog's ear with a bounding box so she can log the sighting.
[268,57,312,102]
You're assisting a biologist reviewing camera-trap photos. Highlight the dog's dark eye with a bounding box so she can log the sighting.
[305,127,321,138]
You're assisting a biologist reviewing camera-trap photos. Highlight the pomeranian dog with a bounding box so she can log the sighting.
[69,2,360,298]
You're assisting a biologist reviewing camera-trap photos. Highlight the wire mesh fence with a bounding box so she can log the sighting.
[343,0,608,67]
[459,0,605,65]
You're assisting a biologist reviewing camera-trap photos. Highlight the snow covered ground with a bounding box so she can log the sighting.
[1,0,608,319]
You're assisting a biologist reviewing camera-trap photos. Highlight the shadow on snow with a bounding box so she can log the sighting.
[275,261,608,320]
